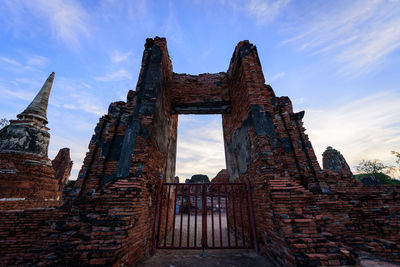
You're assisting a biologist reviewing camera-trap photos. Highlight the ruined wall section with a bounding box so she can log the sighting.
[62,37,177,265]
[274,97,323,189]
[322,146,353,178]
[0,121,62,203]
[52,148,73,192]
[0,208,68,265]
[222,41,356,266]
[71,98,135,196]
[222,41,321,185]
[0,153,59,201]
[168,72,230,114]
[222,41,297,266]
[0,37,178,266]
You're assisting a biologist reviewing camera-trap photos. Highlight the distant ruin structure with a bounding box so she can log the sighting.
[0,73,72,205]
[322,146,353,177]
[0,38,399,266]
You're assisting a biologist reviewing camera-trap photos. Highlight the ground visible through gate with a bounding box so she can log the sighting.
[160,214,241,248]
[137,249,274,267]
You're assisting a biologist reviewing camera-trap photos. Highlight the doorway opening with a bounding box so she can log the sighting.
[152,181,257,251]
[152,114,257,253]
[175,114,226,183]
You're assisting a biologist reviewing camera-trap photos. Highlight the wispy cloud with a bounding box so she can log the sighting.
[0,54,49,74]
[269,71,285,82]
[0,57,20,66]
[162,1,184,45]
[98,0,148,23]
[54,78,107,116]
[176,115,226,181]
[246,0,290,25]
[95,69,133,82]
[285,1,400,76]
[304,91,400,173]
[2,0,90,49]
[0,88,35,101]
[26,55,49,67]
[110,51,132,63]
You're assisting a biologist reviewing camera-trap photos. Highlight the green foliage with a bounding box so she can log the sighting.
[355,172,400,185]
[356,159,392,174]
[392,151,400,166]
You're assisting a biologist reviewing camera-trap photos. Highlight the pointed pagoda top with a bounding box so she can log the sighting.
[17,72,55,125]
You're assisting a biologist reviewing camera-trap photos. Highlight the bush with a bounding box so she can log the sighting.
[355,173,400,185]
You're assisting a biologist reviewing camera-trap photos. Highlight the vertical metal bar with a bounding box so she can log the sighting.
[171,184,178,248]
[179,184,184,248]
[194,185,198,248]
[231,184,238,247]
[187,184,191,247]
[211,188,215,248]
[238,184,246,247]
[163,184,171,247]
[244,182,252,248]
[157,183,164,247]
[218,185,223,248]
[225,185,231,248]
[246,178,258,253]
[202,183,208,249]
[151,177,163,255]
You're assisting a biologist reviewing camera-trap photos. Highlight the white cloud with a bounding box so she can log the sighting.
[0,88,35,101]
[51,77,107,116]
[95,69,133,82]
[285,0,400,76]
[162,1,184,45]
[2,0,90,49]
[176,115,226,181]
[110,51,132,63]
[0,54,48,74]
[247,0,290,24]
[0,57,21,66]
[269,71,285,82]
[304,91,400,174]
[27,55,49,67]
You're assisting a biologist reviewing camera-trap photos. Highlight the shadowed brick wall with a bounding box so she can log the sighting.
[0,37,399,266]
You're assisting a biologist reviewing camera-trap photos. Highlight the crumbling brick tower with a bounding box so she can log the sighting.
[0,73,72,205]
[0,37,399,266]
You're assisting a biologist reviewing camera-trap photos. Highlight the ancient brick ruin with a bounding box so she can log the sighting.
[0,37,399,266]
[0,72,72,209]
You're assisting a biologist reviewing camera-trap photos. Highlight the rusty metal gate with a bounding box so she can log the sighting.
[152,180,257,253]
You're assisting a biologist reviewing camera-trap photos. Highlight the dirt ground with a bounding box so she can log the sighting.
[143,214,400,266]
[159,214,247,248]
[137,249,274,267]
[138,250,400,267]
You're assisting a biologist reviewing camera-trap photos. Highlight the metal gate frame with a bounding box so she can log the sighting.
[151,179,257,254]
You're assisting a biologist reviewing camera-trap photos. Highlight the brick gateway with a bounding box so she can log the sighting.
[0,37,399,266]
[152,181,257,251]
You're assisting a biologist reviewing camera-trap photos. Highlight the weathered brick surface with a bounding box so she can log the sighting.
[211,169,228,183]
[0,73,72,206]
[52,148,73,191]
[0,153,60,202]
[322,146,353,177]
[0,37,399,266]
[168,72,230,114]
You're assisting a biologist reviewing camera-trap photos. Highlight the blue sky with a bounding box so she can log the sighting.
[0,0,399,181]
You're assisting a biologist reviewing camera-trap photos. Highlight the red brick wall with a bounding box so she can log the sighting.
[0,37,399,266]
[0,153,60,201]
